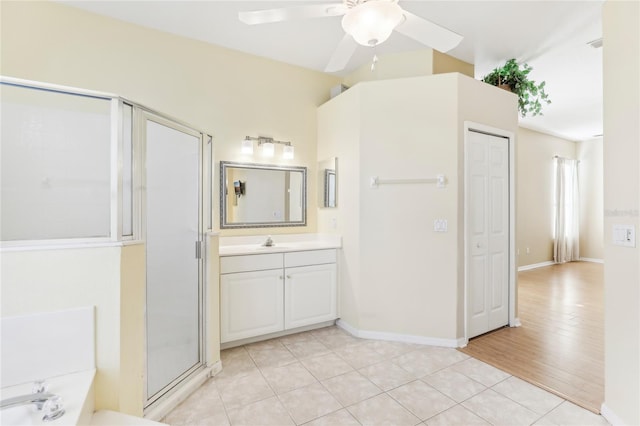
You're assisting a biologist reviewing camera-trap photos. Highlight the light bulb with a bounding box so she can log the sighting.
[283,145,294,159]
[241,138,253,154]
[262,142,275,157]
[342,0,403,46]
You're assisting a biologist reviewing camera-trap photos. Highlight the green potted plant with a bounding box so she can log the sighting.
[482,58,551,117]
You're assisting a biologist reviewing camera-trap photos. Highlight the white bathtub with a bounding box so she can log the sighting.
[1,308,167,426]
[0,370,95,426]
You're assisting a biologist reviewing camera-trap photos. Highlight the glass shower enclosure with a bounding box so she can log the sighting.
[0,77,213,412]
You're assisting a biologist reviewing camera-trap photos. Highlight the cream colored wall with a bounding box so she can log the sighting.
[432,51,474,77]
[358,75,460,339]
[1,247,123,412]
[207,233,221,366]
[119,244,146,415]
[342,50,474,88]
[343,50,434,87]
[602,1,640,424]
[317,87,362,329]
[515,127,576,267]
[318,73,517,341]
[577,137,604,260]
[0,1,341,236]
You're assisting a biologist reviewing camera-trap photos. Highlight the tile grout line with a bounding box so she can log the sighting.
[486,375,565,424]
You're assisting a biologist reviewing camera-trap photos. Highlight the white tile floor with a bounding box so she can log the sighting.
[163,326,609,426]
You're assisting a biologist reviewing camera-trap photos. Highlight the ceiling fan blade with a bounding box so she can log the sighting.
[395,11,463,53]
[239,3,347,25]
[325,34,358,73]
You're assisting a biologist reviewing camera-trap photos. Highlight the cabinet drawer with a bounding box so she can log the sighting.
[285,249,336,268]
[221,253,283,274]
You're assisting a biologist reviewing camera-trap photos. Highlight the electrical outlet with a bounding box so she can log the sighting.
[526,247,531,254]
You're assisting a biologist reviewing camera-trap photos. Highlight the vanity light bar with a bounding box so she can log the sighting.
[242,136,294,159]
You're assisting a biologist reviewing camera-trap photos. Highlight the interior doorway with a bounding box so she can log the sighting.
[464,123,517,341]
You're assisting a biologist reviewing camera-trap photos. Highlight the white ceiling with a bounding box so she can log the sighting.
[59,0,604,141]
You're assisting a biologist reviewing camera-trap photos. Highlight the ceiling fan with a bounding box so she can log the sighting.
[239,0,463,72]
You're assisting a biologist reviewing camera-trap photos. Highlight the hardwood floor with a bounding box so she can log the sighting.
[460,261,604,413]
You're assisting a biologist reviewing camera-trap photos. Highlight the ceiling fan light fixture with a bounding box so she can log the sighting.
[342,0,404,47]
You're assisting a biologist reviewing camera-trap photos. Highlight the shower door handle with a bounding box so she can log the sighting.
[195,241,202,259]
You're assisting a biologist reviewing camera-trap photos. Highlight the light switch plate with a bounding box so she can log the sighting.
[434,219,448,232]
[613,224,636,247]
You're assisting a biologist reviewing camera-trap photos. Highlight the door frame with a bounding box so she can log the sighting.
[463,121,517,345]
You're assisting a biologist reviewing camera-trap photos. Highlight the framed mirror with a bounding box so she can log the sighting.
[324,169,336,208]
[318,157,338,208]
[220,161,307,229]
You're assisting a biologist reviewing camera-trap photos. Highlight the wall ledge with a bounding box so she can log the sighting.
[336,319,464,348]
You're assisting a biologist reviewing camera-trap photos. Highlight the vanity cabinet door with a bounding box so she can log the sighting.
[220,269,284,343]
[284,264,337,329]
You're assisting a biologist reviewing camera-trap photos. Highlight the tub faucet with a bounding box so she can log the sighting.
[262,235,274,247]
[1,391,65,422]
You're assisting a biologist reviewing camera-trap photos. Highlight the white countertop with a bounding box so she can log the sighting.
[219,233,341,256]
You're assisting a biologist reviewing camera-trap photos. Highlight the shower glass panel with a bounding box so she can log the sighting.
[0,84,111,241]
[145,118,202,402]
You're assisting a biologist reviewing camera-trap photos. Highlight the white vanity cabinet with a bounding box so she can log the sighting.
[284,250,337,329]
[220,249,337,344]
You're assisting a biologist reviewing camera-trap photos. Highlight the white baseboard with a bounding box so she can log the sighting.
[518,259,603,271]
[336,319,464,348]
[518,261,555,271]
[601,403,625,426]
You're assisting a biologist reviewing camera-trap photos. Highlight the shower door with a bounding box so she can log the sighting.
[144,114,204,407]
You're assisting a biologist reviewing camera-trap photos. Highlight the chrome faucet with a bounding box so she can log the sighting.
[262,235,274,247]
[1,384,65,422]
[1,392,56,411]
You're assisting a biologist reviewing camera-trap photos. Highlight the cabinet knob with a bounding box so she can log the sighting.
[279,276,283,280]
[286,275,292,279]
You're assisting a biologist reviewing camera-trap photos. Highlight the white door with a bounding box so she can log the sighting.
[145,117,203,404]
[467,130,510,338]
[284,264,337,329]
[220,269,285,342]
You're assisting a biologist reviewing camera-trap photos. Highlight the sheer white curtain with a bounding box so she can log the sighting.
[553,158,580,263]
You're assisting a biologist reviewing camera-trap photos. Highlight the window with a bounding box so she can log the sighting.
[1,84,111,241]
